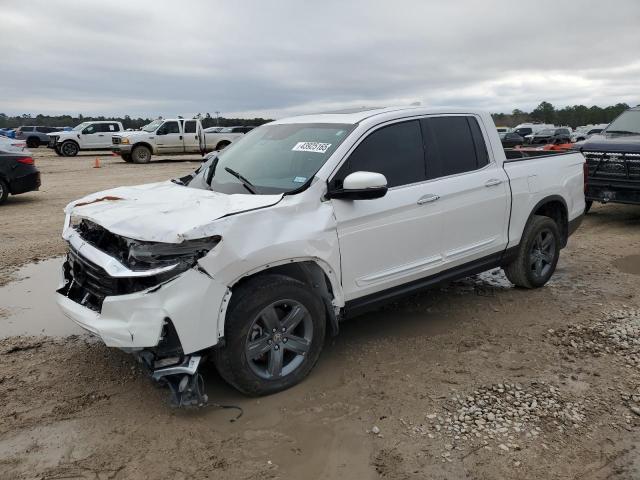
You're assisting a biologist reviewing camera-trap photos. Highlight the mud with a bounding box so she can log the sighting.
[0,148,639,479]
[613,254,640,275]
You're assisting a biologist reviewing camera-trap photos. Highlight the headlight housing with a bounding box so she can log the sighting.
[126,236,221,273]
[120,137,130,144]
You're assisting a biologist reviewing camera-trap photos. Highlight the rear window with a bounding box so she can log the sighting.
[18,126,33,132]
[184,121,197,133]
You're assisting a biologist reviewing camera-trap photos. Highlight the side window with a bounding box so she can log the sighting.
[109,123,120,132]
[83,124,97,134]
[162,121,180,134]
[334,120,425,189]
[421,116,487,178]
[184,121,197,134]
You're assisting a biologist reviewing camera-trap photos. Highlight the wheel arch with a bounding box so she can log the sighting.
[524,195,569,247]
[226,259,343,336]
[132,141,154,153]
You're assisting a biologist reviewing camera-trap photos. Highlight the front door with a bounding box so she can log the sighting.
[80,123,102,149]
[156,121,184,153]
[330,120,445,301]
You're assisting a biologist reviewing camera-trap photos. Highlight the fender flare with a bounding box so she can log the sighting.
[522,194,569,245]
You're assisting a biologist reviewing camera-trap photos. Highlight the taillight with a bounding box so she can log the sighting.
[17,157,34,165]
[583,162,588,193]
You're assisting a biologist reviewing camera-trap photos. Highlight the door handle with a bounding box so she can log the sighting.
[485,178,503,187]
[417,194,440,205]
[179,135,183,140]
[98,134,104,137]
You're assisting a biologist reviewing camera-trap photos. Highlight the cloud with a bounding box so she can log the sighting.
[1,0,638,118]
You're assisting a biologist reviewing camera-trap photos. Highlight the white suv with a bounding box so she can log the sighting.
[57,107,585,405]
[48,121,124,156]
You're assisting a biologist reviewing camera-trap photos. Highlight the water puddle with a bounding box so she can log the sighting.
[0,257,85,338]
[612,255,640,275]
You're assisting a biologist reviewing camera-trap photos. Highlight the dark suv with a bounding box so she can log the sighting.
[527,128,572,145]
[15,126,61,148]
[577,107,640,211]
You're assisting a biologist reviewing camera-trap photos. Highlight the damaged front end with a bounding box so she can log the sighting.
[57,218,222,407]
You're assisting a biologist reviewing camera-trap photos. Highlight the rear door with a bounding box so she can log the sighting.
[183,120,199,153]
[421,115,510,268]
[331,119,445,300]
[95,123,120,148]
[156,121,184,153]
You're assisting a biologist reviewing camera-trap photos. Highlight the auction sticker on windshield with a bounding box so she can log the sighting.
[292,142,332,153]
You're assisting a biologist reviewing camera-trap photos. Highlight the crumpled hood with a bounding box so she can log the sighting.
[581,133,640,152]
[65,181,283,243]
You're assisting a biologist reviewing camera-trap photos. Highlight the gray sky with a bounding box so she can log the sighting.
[1,0,638,119]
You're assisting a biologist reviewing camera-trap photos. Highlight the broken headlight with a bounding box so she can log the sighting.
[126,236,221,274]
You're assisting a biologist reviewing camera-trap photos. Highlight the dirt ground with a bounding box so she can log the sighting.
[1,148,639,479]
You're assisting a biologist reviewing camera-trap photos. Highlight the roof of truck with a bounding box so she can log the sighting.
[272,106,488,125]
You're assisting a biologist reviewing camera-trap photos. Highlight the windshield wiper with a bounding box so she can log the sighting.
[224,167,257,194]
[606,130,640,135]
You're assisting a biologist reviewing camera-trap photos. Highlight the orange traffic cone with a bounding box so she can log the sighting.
[93,158,101,168]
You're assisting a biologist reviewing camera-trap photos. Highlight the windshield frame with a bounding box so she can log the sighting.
[142,120,164,133]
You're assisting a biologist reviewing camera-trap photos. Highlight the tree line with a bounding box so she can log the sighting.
[492,102,633,128]
[1,102,634,130]
[0,113,272,130]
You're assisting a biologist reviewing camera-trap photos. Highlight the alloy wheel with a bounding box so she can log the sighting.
[529,228,556,280]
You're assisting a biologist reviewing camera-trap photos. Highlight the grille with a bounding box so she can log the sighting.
[68,247,118,299]
[584,151,640,182]
[48,135,59,146]
[112,136,122,144]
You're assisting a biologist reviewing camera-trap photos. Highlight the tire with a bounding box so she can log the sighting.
[503,215,561,289]
[0,178,8,205]
[213,274,326,396]
[60,140,79,157]
[585,200,593,214]
[54,146,63,156]
[121,153,133,163]
[131,145,151,164]
[26,137,40,148]
[216,141,230,151]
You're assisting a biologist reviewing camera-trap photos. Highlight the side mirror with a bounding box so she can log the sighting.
[327,171,388,200]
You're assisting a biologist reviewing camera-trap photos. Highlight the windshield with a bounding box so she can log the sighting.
[72,122,91,131]
[202,123,354,195]
[604,110,640,135]
[142,120,164,132]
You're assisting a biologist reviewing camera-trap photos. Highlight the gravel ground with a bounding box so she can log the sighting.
[0,148,639,479]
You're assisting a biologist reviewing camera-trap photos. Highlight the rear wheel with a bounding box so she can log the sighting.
[131,145,151,164]
[0,179,8,205]
[60,141,79,157]
[503,215,561,289]
[216,141,230,150]
[214,274,326,396]
[26,137,40,148]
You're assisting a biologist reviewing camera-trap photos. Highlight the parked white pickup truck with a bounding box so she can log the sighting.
[57,107,586,406]
[111,119,253,163]
[47,121,124,157]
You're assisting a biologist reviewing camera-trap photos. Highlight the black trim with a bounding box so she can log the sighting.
[568,214,583,237]
[326,186,388,200]
[503,151,577,163]
[343,251,508,319]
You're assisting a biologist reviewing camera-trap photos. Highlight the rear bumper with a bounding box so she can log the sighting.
[10,171,41,194]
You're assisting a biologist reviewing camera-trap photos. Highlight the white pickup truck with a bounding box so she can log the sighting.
[47,121,124,157]
[56,107,586,406]
[111,119,253,163]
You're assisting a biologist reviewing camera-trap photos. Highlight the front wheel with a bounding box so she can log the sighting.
[60,141,79,157]
[26,137,40,148]
[121,153,133,163]
[503,215,561,289]
[131,145,151,164]
[54,146,63,156]
[213,274,326,396]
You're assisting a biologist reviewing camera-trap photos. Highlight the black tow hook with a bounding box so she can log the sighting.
[152,356,208,407]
